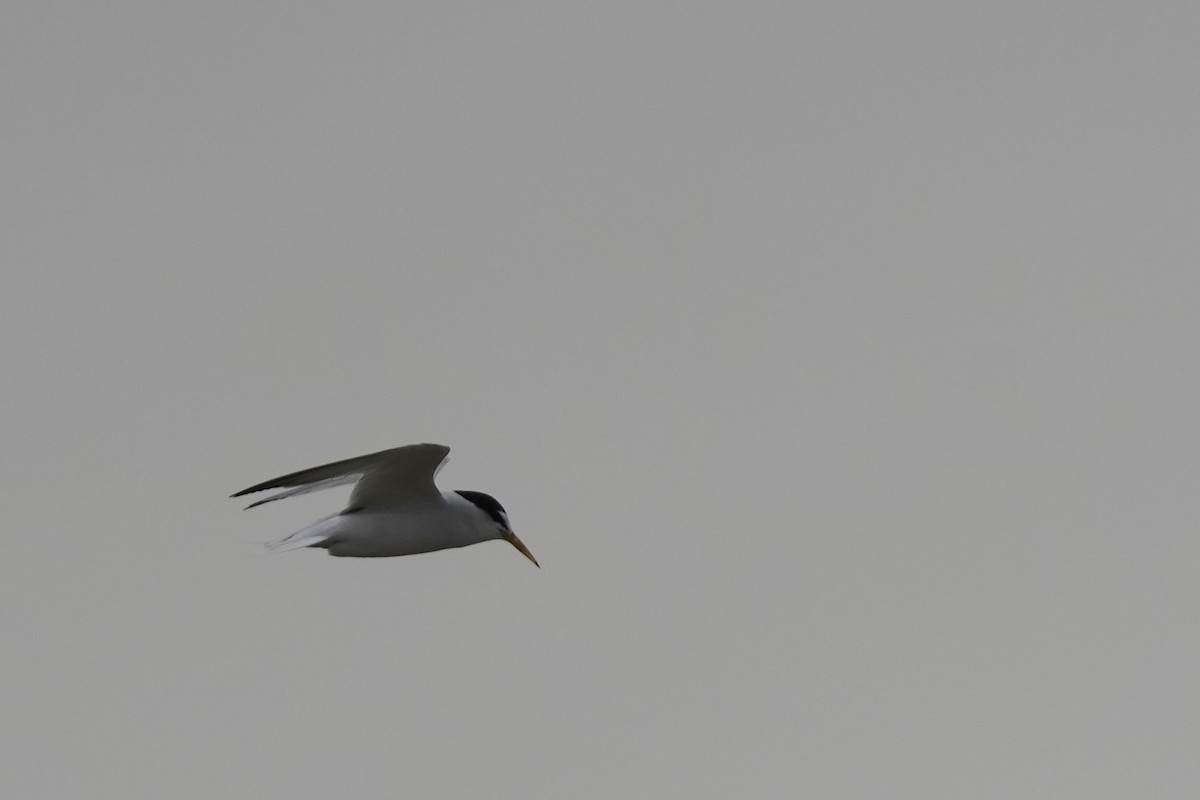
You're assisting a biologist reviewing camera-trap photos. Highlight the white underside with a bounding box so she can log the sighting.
[265,493,500,558]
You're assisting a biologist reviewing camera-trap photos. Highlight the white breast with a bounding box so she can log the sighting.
[323,493,498,558]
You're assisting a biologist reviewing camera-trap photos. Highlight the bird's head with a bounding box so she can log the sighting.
[455,490,539,567]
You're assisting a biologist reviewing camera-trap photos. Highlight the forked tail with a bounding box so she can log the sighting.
[264,514,342,553]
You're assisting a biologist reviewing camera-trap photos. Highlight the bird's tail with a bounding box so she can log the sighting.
[264,514,342,553]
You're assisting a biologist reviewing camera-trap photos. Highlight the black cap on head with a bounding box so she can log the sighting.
[455,490,510,529]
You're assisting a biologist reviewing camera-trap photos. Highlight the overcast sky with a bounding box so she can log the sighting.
[3,2,1198,797]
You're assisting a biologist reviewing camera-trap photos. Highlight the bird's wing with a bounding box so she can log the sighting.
[239,475,360,509]
[231,444,451,510]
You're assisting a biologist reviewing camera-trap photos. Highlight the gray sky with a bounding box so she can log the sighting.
[3,2,1197,797]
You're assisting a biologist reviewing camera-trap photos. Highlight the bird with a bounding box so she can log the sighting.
[231,443,538,566]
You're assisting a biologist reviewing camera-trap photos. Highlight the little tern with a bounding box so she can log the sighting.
[232,443,539,566]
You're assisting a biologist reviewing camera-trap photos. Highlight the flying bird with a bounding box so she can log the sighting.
[231,443,538,566]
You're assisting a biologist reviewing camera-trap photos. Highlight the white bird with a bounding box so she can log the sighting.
[232,443,539,566]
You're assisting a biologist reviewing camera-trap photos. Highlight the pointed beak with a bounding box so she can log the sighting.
[502,530,540,568]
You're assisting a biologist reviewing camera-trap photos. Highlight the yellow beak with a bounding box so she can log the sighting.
[502,530,540,568]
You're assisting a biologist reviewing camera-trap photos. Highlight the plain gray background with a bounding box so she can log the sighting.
[3,2,1197,797]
